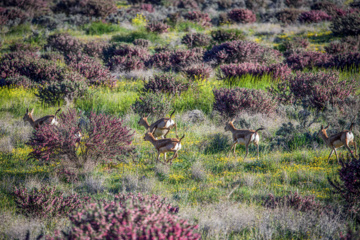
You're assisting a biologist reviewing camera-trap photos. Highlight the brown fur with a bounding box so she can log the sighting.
[138,110,177,139]
[23,108,61,129]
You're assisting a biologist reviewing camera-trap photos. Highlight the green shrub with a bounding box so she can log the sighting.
[84,22,123,35]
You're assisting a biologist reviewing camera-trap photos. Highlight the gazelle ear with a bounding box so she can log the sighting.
[151,127,156,134]
[26,108,29,114]
[30,109,34,115]
[325,124,329,129]
[147,113,151,118]
[321,125,324,129]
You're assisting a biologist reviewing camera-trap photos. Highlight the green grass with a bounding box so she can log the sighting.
[84,22,125,35]
[111,29,162,43]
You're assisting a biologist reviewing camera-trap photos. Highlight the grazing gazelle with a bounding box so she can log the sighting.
[317,123,357,163]
[143,129,185,165]
[138,110,177,139]
[224,119,264,160]
[23,108,61,129]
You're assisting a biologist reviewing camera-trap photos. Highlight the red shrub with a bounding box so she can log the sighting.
[140,3,154,12]
[286,51,332,70]
[143,73,188,95]
[146,51,172,70]
[66,53,116,87]
[205,40,282,65]
[330,52,360,70]
[183,11,211,27]
[213,87,277,117]
[46,33,83,55]
[219,63,291,82]
[328,155,360,222]
[276,8,303,24]
[170,48,204,72]
[298,10,332,23]
[228,9,256,23]
[14,186,89,218]
[27,109,133,168]
[47,193,200,240]
[181,32,211,48]
[183,63,212,81]
[146,21,170,33]
[325,42,357,55]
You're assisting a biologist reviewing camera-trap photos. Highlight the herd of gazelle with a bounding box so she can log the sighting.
[23,109,357,165]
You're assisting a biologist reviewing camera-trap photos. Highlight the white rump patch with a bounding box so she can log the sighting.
[51,118,59,126]
[174,143,182,151]
[347,132,354,142]
[165,119,175,128]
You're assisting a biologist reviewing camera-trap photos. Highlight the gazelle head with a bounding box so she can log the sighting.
[143,128,156,141]
[317,124,329,138]
[23,108,34,123]
[138,113,151,128]
[224,119,235,132]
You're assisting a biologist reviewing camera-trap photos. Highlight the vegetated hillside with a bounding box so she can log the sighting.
[1,0,360,239]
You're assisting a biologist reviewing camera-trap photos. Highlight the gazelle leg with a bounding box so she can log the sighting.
[327,149,334,162]
[156,152,161,163]
[334,148,339,164]
[164,152,167,161]
[256,143,260,160]
[174,123,178,139]
[244,143,249,161]
[228,142,236,157]
[345,142,355,159]
[353,141,357,157]
[164,128,171,138]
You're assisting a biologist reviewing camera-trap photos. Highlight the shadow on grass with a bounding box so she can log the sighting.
[204,133,230,155]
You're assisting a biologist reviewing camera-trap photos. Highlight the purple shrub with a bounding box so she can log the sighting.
[46,33,83,55]
[56,168,79,183]
[328,155,360,221]
[170,48,204,72]
[205,40,282,65]
[330,52,360,70]
[325,41,357,55]
[211,29,246,43]
[219,62,291,81]
[228,9,256,23]
[282,37,309,51]
[330,13,360,36]
[82,40,109,59]
[175,0,199,9]
[47,193,200,240]
[146,21,170,33]
[183,11,211,27]
[0,7,30,25]
[298,10,332,23]
[285,0,304,8]
[146,51,172,70]
[143,73,188,95]
[66,53,116,87]
[181,33,211,48]
[270,71,356,110]
[13,186,88,218]
[2,0,50,17]
[0,75,33,88]
[41,52,65,62]
[213,87,277,117]
[183,63,212,81]
[133,39,150,48]
[54,0,117,17]
[27,109,133,168]
[286,51,332,70]
[311,1,338,15]
[36,71,88,104]
[140,3,154,12]
[264,192,323,213]
[276,8,303,24]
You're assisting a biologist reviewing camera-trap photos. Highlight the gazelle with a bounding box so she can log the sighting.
[143,129,185,165]
[138,110,177,139]
[224,119,264,160]
[23,108,61,129]
[317,123,357,163]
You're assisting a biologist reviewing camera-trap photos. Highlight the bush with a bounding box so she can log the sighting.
[175,0,199,9]
[213,87,277,117]
[211,29,246,43]
[264,192,323,213]
[133,93,172,118]
[183,63,212,81]
[281,37,309,51]
[85,21,122,35]
[9,42,40,52]
[66,53,116,87]
[219,63,291,82]
[311,1,338,15]
[183,11,211,27]
[269,71,356,110]
[0,75,33,88]
[1,0,50,18]
[330,13,360,36]
[204,40,282,65]
[143,73,189,95]
[286,51,332,70]
[298,10,332,23]
[13,186,88,218]
[146,51,172,70]
[54,0,117,18]
[328,155,360,222]
[276,8,303,24]
[170,48,204,72]
[47,193,200,239]
[146,21,170,33]
[285,0,304,8]
[325,41,357,55]
[41,52,65,62]
[181,33,211,48]
[133,39,150,48]
[0,7,30,26]
[82,40,109,59]
[46,33,83,55]
[330,52,360,70]
[36,71,88,104]
[27,109,133,168]
[140,3,154,12]
[228,9,256,23]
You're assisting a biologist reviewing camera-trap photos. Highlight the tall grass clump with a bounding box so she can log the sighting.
[84,21,123,35]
